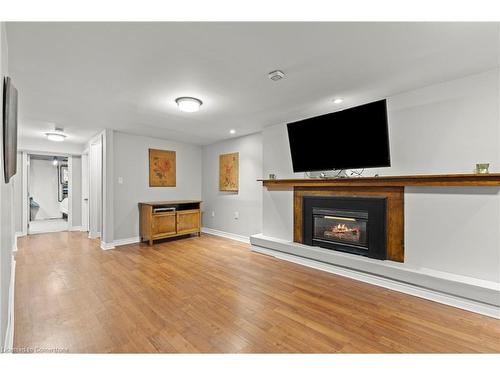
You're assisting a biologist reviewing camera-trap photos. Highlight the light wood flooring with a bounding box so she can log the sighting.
[14,231,500,353]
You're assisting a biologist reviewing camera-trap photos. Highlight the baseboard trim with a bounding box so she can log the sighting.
[69,226,83,232]
[3,255,16,353]
[28,228,70,235]
[201,227,250,244]
[100,241,115,250]
[250,235,500,319]
[113,236,140,247]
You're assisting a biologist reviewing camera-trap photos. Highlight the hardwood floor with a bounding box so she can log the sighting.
[14,231,500,353]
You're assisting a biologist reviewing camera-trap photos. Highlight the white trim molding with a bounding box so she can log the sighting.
[21,152,28,236]
[3,255,16,353]
[13,231,23,252]
[201,227,250,244]
[113,236,140,247]
[250,234,500,319]
[69,226,84,232]
[100,241,115,250]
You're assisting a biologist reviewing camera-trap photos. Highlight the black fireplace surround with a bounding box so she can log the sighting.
[302,196,387,260]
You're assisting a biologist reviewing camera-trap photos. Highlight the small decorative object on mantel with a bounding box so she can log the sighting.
[149,148,176,187]
[269,173,276,180]
[475,163,490,174]
[219,152,239,191]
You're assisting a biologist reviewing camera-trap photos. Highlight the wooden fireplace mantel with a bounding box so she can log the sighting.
[260,173,500,263]
[258,173,500,188]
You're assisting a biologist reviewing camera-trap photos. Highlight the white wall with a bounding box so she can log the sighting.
[113,131,202,241]
[0,21,15,349]
[260,69,500,283]
[19,136,84,155]
[371,69,500,176]
[29,158,63,220]
[202,133,263,237]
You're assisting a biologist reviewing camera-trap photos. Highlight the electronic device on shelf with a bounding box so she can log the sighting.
[153,207,176,214]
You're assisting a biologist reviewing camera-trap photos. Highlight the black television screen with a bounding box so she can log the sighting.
[287,99,390,173]
[3,77,18,183]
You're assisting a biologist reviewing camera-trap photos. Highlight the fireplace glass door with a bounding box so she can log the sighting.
[312,208,368,249]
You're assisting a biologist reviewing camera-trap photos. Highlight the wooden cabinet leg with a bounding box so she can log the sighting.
[149,239,153,246]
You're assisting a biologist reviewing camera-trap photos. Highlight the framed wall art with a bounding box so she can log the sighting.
[149,148,176,187]
[219,152,239,192]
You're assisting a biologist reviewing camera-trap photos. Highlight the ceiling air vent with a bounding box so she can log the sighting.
[268,70,285,81]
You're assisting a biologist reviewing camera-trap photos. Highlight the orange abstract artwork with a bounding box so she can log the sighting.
[219,152,239,191]
[149,149,176,187]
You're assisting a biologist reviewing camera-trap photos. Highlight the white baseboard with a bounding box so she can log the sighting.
[15,231,23,238]
[113,236,140,247]
[28,228,70,235]
[251,234,500,319]
[201,227,250,244]
[3,255,16,353]
[100,241,115,250]
[69,226,84,232]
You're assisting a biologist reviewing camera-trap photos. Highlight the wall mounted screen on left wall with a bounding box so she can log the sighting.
[2,76,18,183]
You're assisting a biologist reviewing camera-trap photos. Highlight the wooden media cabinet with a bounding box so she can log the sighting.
[139,200,202,245]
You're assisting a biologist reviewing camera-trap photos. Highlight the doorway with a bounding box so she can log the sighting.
[26,154,71,234]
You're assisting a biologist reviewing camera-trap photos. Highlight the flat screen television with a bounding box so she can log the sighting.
[3,76,18,183]
[287,99,390,173]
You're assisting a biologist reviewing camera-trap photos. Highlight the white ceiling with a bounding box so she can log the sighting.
[6,22,500,146]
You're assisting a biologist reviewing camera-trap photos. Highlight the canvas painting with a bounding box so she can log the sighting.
[149,149,176,187]
[219,152,239,191]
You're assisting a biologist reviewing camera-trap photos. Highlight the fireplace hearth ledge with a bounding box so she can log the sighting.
[250,233,500,318]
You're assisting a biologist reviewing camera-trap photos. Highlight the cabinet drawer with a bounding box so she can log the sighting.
[152,212,176,237]
[176,209,200,234]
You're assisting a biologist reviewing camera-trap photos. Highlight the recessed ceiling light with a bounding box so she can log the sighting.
[333,98,344,104]
[229,129,236,135]
[175,97,203,112]
[268,70,285,81]
[45,127,67,142]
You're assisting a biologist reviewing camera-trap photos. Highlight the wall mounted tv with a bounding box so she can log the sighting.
[287,99,390,173]
[3,77,18,183]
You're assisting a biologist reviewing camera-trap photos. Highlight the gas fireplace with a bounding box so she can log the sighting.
[303,196,387,260]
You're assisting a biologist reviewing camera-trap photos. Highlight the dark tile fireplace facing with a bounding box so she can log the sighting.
[302,196,387,260]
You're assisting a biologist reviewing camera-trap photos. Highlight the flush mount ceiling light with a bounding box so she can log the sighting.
[175,97,203,113]
[229,129,236,135]
[45,127,67,142]
[268,70,285,81]
[333,98,344,104]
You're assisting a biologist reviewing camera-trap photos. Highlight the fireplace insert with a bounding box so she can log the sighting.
[303,196,387,259]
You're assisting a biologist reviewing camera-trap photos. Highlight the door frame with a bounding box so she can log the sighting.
[22,151,74,235]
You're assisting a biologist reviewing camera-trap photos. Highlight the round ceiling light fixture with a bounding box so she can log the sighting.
[175,97,203,113]
[333,98,344,104]
[229,129,236,135]
[45,127,67,142]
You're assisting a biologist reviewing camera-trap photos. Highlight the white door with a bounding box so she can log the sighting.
[81,153,89,232]
[89,138,102,238]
